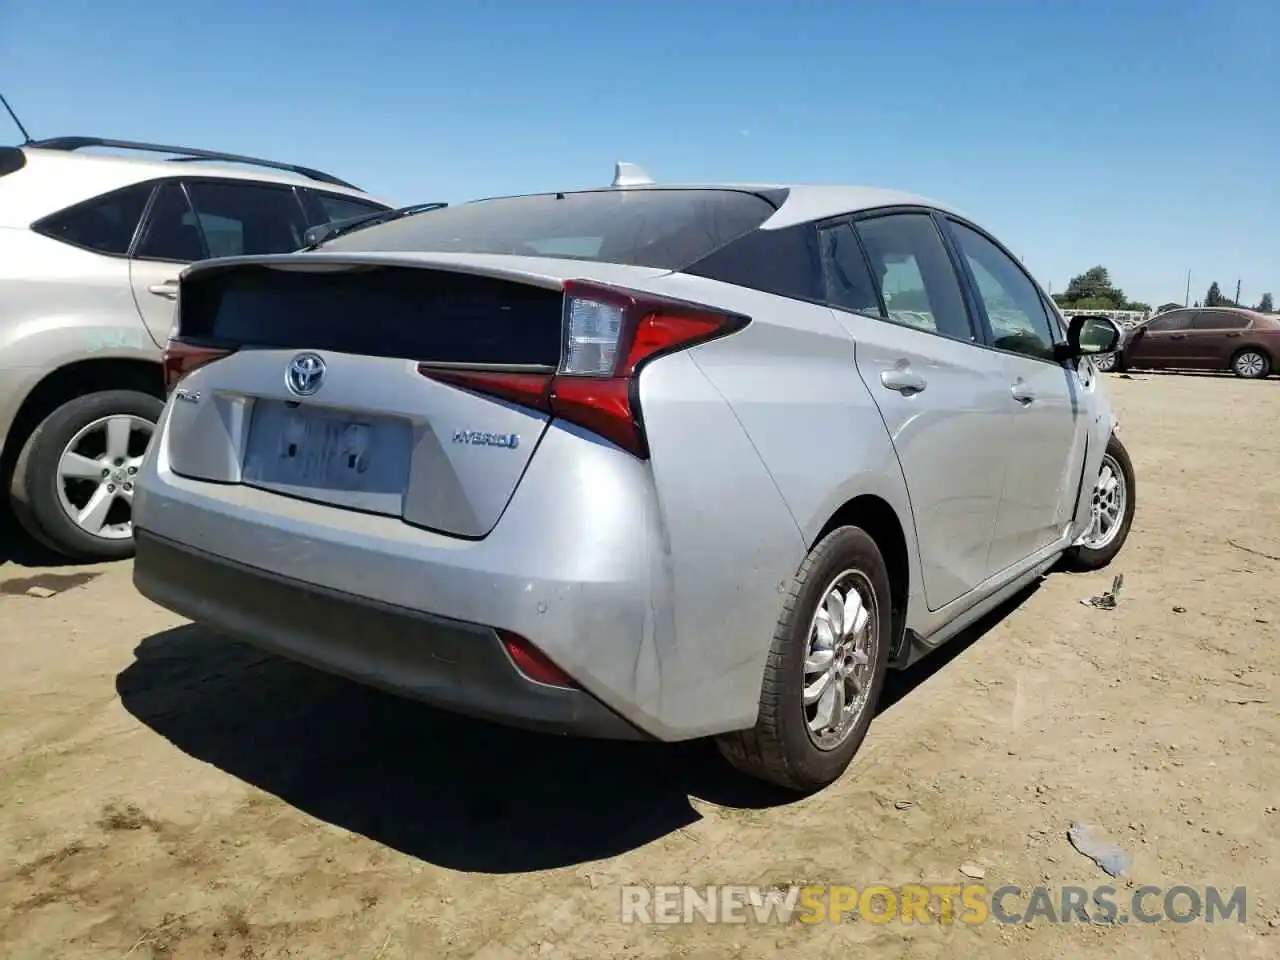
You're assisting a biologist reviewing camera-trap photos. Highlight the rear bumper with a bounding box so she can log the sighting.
[133,530,649,740]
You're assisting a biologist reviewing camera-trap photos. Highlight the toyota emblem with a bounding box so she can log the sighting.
[286,353,326,397]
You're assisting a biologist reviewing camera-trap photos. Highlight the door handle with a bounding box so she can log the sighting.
[880,369,927,395]
[1225,332,1242,338]
[147,280,179,300]
[1011,380,1035,405]
[1169,333,1186,339]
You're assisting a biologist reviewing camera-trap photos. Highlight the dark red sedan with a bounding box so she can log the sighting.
[1098,307,1279,379]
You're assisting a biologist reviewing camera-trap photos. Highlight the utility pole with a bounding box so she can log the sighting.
[1235,279,1241,306]
[1185,269,1191,307]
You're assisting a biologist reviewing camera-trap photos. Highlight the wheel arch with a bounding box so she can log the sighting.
[813,494,911,662]
[1,358,164,473]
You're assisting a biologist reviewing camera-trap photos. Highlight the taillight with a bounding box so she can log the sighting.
[162,339,234,393]
[418,280,748,457]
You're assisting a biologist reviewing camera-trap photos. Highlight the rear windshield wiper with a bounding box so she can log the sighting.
[300,201,448,250]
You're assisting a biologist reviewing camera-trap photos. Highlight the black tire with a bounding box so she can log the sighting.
[1230,348,1271,380]
[1061,433,1136,571]
[715,526,892,792]
[8,390,163,561]
[1092,353,1118,373]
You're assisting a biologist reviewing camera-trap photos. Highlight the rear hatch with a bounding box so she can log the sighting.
[164,256,670,538]
[162,187,779,538]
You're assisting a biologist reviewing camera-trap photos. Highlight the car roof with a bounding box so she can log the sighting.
[2,146,391,227]
[1159,306,1268,318]
[468,182,967,229]
[742,183,966,229]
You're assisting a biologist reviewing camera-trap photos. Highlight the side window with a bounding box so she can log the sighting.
[1042,295,1067,338]
[185,181,309,256]
[134,182,209,262]
[34,183,154,256]
[1147,311,1191,332]
[683,222,824,302]
[817,221,882,315]
[1191,311,1249,331]
[311,191,389,225]
[947,221,1056,361]
[852,213,975,341]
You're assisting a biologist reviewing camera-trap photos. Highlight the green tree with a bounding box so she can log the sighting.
[1062,266,1124,306]
[1205,282,1223,306]
[1055,266,1147,312]
[1256,292,1274,313]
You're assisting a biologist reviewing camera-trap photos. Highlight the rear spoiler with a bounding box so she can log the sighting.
[180,251,570,292]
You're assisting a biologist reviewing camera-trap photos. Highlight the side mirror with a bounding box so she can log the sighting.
[1055,315,1122,362]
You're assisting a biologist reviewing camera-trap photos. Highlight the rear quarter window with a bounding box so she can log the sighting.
[31,182,156,256]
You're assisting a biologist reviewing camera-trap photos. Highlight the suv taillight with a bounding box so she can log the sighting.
[418,280,749,457]
[162,340,235,393]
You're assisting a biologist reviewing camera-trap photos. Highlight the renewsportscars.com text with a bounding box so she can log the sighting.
[620,883,1246,926]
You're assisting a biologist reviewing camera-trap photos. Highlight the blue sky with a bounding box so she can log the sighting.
[2,0,1276,307]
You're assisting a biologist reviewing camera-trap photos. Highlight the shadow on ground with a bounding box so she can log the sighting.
[116,583,1038,874]
[0,501,80,570]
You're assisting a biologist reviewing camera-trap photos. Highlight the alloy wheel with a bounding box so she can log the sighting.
[54,415,153,541]
[803,569,879,751]
[1234,351,1266,378]
[1078,452,1127,551]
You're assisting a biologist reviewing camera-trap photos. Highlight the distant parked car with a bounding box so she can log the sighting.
[1096,307,1277,378]
[132,168,1134,792]
[0,136,393,559]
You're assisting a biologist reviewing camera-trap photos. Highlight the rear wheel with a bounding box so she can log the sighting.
[715,526,891,792]
[1092,352,1118,372]
[8,390,162,561]
[1062,434,1136,571]
[1231,349,1270,379]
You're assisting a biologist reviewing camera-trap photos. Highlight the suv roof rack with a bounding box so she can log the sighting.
[24,136,360,190]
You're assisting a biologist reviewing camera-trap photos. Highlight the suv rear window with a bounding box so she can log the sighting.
[322,188,779,270]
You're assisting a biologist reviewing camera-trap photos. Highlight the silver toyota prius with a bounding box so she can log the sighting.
[132,168,1134,791]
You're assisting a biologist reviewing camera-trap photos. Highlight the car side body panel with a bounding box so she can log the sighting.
[644,270,925,621]
[0,228,160,457]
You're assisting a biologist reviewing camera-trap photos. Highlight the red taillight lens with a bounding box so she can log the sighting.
[419,280,747,457]
[498,630,576,688]
[163,339,234,393]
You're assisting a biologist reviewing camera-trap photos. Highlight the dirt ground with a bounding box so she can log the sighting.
[1,373,1277,959]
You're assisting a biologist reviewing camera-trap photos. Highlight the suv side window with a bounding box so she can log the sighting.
[852,213,975,341]
[1191,310,1250,330]
[134,182,208,262]
[310,190,388,225]
[33,182,155,256]
[184,181,309,257]
[946,220,1057,362]
[817,221,882,315]
[1147,311,1191,332]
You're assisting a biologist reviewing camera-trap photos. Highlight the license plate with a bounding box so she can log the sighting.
[242,401,411,509]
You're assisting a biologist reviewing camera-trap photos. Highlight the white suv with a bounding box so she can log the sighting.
[0,135,393,559]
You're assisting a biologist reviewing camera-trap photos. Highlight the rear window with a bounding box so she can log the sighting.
[180,265,565,365]
[322,188,779,270]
